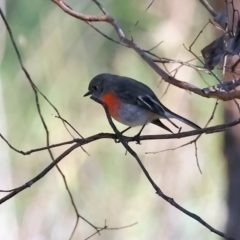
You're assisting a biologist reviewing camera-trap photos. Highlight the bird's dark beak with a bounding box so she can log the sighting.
[83,91,92,97]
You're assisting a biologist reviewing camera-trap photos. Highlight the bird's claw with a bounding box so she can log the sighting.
[132,134,142,145]
[115,134,141,145]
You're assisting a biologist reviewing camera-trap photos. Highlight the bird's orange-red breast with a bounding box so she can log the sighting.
[101,91,122,120]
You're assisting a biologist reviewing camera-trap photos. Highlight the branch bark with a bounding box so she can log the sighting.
[51,0,240,101]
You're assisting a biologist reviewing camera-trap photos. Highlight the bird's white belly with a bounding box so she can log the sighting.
[117,103,154,127]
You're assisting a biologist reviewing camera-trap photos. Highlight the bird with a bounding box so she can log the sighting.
[84,73,200,141]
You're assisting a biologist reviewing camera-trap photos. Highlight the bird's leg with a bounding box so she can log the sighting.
[115,125,145,144]
[132,124,146,145]
[114,127,132,143]
[178,127,182,133]
[121,126,132,135]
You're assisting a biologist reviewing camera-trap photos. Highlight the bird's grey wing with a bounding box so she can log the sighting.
[136,95,179,129]
[137,95,200,130]
[108,77,200,130]
[109,80,179,129]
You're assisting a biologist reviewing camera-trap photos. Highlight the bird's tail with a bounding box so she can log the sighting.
[151,119,173,133]
[164,110,201,130]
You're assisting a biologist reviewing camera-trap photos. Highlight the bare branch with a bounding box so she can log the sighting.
[51,0,240,101]
[85,221,138,240]
[199,0,218,18]
[91,96,236,240]
[0,7,92,239]
[52,0,108,22]
[0,115,239,161]
[0,143,80,203]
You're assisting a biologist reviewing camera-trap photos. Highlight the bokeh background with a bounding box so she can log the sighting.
[0,0,230,239]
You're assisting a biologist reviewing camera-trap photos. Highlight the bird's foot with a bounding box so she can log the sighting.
[115,134,141,145]
[132,133,142,145]
[114,137,120,143]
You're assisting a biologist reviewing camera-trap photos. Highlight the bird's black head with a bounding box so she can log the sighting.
[83,73,114,99]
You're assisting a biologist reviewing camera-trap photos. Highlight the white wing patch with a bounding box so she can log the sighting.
[137,95,179,129]
[137,95,166,114]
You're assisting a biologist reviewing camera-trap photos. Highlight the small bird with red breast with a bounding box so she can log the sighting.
[84,73,200,140]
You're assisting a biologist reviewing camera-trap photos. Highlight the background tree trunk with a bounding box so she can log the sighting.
[224,103,240,239]
[213,0,240,238]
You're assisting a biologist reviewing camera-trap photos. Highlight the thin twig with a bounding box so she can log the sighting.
[91,96,236,240]
[51,0,240,101]
[0,114,239,162]
[0,7,93,239]
[199,0,218,18]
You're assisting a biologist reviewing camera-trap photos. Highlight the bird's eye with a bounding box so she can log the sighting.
[93,86,98,91]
